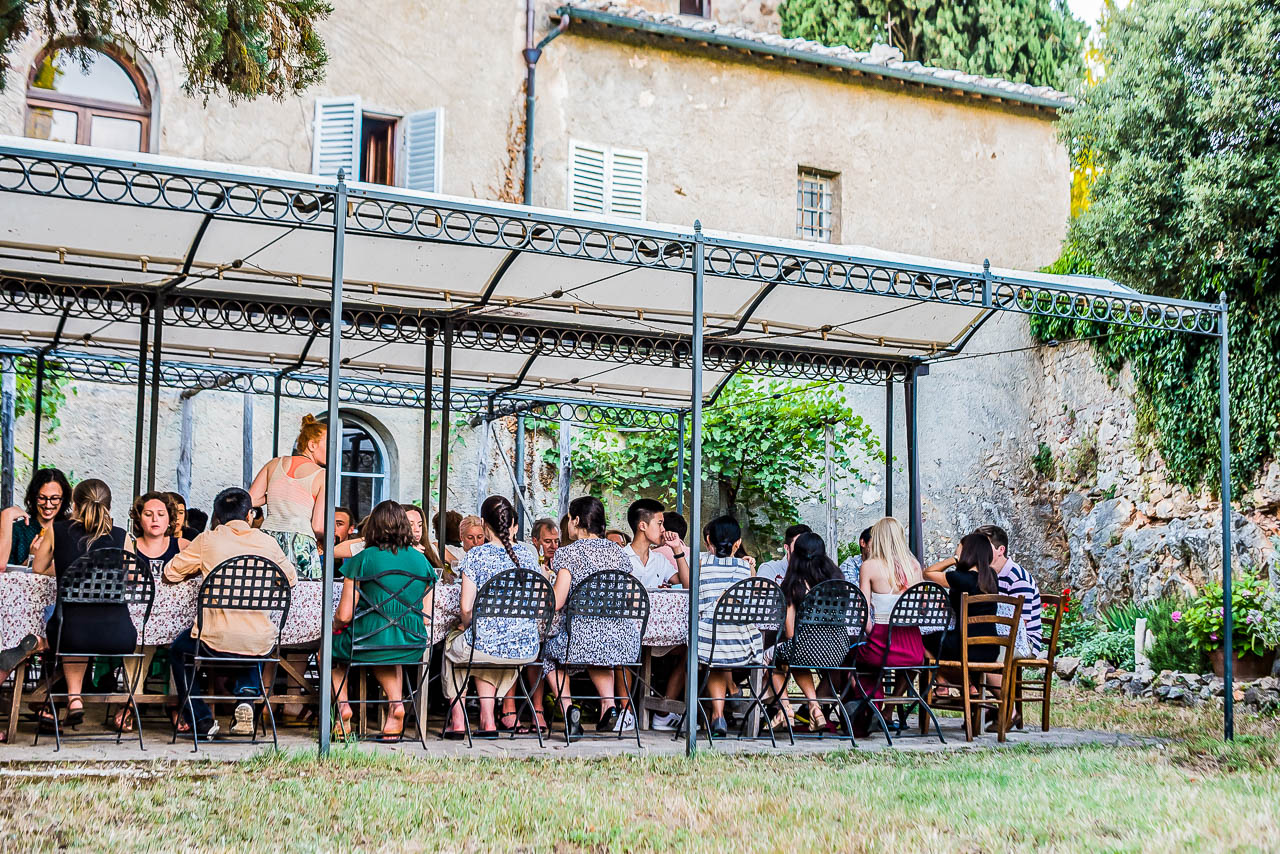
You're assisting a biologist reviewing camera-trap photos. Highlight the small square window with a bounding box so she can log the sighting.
[680,0,710,17]
[796,170,839,243]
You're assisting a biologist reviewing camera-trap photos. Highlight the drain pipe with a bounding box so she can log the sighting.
[523,2,569,205]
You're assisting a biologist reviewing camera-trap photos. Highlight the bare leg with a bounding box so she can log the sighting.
[475,677,499,731]
[588,667,616,713]
[663,648,687,701]
[371,665,405,735]
[62,658,87,714]
[706,671,727,720]
[330,665,353,732]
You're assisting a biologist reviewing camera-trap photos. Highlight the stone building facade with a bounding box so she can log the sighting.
[10,1,1251,604]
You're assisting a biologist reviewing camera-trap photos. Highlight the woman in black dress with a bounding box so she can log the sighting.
[32,478,133,728]
[922,532,1001,664]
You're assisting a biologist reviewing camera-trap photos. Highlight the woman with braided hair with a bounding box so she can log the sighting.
[442,495,542,739]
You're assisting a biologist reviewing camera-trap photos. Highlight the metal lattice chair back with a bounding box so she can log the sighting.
[712,576,785,628]
[60,548,150,607]
[565,569,651,624]
[795,579,866,632]
[196,555,292,635]
[473,568,555,636]
[349,569,433,655]
[888,582,953,631]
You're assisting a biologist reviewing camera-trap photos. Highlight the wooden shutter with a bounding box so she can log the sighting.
[568,140,607,214]
[608,147,647,220]
[311,96,362,179]
[400,107,444,192]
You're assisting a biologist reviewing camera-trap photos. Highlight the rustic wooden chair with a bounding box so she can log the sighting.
[1007,592,1065,732]
[927,593,1023,742]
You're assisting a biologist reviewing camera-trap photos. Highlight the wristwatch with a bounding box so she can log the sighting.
[672,552,685,560]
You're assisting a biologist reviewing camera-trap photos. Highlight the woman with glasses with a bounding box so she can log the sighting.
[0,468,72,567]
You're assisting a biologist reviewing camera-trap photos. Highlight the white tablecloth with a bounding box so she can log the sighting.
[0,572,339,648]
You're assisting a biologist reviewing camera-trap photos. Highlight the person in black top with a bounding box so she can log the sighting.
[32,478,134,729]
[128,491,189,577]
[0,467,72,567]
[922,532,1000,664]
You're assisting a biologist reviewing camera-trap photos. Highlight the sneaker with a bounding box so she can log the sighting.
[612,707,636,733]
[651,712,681,731]
[194,719,220,739]
[230,702,255,736]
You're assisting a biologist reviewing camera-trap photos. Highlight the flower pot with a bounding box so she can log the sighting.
[1209,649,1276,681]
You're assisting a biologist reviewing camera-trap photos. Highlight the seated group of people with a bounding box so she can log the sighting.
[0,410,1045,743]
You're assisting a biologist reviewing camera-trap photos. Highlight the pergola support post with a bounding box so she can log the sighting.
[146,294,165,492]
[318,173,348,757]
[132,310,150,498]
[905,365,923,562]
[271,375,284,458]
[685,222,705,757]
[676,411,686,514]
[515,415,527,539]
[422,336,435,522]
[824,423,836,551]
[1,358,14,507]
[556,419,571,520]
[1217,293,1234,741]
[242,392,254,489]
[31,308,69,474]
[884,374,894,518]
[437,321,454,554]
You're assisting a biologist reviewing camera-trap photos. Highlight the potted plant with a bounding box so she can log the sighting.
[1181,571,1280,680]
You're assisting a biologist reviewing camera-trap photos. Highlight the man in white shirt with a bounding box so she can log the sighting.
[623,499,689,588]
[757,524,812,585]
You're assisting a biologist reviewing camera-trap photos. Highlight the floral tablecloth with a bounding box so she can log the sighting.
[427,584,693,647]
[0,572,339,649]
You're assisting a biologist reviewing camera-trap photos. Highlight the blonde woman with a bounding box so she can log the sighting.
[852,517,926,710]
[249,414,327,580]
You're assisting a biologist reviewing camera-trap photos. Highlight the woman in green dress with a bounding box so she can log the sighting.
[332,500,437,741]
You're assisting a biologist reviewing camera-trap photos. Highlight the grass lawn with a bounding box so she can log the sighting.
[1,689,1277,853]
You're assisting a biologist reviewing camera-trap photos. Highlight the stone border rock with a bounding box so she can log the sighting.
[1055,656,1280,714]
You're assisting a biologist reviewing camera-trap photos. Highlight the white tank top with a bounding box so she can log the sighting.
[263,456,322,536]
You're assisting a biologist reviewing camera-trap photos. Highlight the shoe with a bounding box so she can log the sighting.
[612,707,636,733]
[0,634,36,673]
[597,706,619,732]
[651,712,681,732]
[230,702,255,736]
[195,719,220,739]
[565,706,584,741]
[709,716,729,738]
[442,729,467,741]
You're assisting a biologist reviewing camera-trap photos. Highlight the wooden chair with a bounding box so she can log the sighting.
[927,593,1022,742]
[1007,592,1065,732]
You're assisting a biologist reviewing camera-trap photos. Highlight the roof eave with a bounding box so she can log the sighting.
[554,6,1072,113]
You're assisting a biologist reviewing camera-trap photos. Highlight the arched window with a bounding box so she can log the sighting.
[338,417,388,524]
[25,45,152,152]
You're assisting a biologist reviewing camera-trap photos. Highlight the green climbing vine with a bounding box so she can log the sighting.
[534,376,884,552]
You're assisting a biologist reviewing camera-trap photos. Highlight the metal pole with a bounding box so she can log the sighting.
[1,359,15,507]
[885,374,894,518]
[905,366,923,562]
[318,172,348,757]
[272,374,283,458]
[676,411,686,514]
[824,423,836,551]
[31,351,45,473]
[1217,293,1234,741]
[686,222,705,757]
[515,415,527,539]
[422,336,434,514]
[146,293,165,492]
[556,419,571,520]
[132,310,150,498]
[437,321,453,552]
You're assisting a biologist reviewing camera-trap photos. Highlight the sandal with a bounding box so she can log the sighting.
[807,702,830,734]
[498,711,520,732]
[769,703,796,730]
[65,696,84,728]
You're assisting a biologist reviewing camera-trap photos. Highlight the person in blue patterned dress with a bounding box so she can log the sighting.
[442,495,543,738]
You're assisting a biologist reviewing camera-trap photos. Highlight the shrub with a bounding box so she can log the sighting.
[1073,630,1136,671]
[1145,597,1207,674]
[1182,571,1280,657]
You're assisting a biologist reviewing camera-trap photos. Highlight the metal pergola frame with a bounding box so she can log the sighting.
[0,141,1235,753]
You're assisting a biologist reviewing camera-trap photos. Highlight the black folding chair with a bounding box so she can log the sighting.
[849,581,952,745]
[172,555,291,752]
[443,568,554,748]
[691,576,785,748]
[770,579,868,747]
[36,548,154,751]
[332,569,434,748]
[553,569,651,747]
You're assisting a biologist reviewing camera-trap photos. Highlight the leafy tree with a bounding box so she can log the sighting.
[13,356,72,436]
[778,0,1088,90]
[537,377,884,552]
[1037,0,1280,495]
[1,0,331,102]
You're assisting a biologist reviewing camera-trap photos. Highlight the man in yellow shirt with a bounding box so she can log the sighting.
[165,488,297,738]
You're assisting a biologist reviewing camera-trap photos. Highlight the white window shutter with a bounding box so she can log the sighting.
[312,96,362,179]
[401,107,444,193]
[608,147,647,220]
[568,140,607,214]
